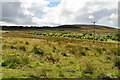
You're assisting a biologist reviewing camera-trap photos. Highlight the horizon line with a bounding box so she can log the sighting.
[0,24,119,29]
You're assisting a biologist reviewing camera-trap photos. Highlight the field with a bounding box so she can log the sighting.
[1,26,120,79]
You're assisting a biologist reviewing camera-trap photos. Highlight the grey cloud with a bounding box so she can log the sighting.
[75,2,118,27]
[1,1,118,28]
[118,1,120,28]
[2,2,36,25]
[0,3,2,21]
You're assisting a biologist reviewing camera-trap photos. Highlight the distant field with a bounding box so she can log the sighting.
[1,27,120,79]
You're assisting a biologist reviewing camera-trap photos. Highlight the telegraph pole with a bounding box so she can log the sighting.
[92,21,97,44]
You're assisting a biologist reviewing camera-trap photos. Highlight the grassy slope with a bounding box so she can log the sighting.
[53,24,119,34]
[1,28,120,79]
[57,24,116,29]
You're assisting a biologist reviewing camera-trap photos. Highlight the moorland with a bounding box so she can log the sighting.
[1,24,120,79]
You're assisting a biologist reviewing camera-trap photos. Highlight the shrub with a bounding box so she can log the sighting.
[61,53,71,57]
[25,41,29,45]
[107,48,120,56]
[10,45,17,49]
[19,46,26,51]
[114,57,120,69]
[80,52,86,56]
[111,48,120,56]
[32,46,44,55]
[2,45,8,49]
[2,57,30,68]
[20,57,30,65]
[96,48,103,54]
[115,33,120,41]
[84,47,89,50]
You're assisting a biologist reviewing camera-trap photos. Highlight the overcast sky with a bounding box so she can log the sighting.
[0,0,119,28]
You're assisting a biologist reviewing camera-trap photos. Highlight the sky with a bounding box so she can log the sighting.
[0,0,119,28]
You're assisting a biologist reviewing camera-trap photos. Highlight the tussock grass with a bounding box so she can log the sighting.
[2,30,119,78]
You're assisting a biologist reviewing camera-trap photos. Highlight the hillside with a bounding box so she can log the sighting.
[1,24,117,30]
[57,24,116,29]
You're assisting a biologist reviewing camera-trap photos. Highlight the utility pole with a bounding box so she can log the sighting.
[92,21,97,44]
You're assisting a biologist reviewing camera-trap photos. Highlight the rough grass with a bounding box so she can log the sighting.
[2,30,120,79]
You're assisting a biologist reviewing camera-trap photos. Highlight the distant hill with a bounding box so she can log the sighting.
[57,24,116,29]
[1,24,118,30]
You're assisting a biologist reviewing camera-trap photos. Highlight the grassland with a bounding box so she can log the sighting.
[1,26,120,79]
